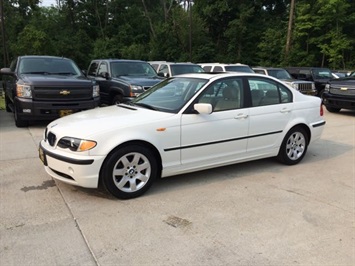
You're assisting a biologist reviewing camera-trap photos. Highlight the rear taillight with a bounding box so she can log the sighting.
[320,104,324,116]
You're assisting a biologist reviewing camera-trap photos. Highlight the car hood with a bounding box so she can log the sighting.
[47,104,175,139]
[113,75,163,86]
[329,77,355,85]
[20,74,94,86]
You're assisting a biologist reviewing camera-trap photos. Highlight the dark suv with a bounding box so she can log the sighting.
[322,71,355,113]
[87,59,163,105]
[253,67,317,95]
[284,67,334,96]
[1,55,100,127]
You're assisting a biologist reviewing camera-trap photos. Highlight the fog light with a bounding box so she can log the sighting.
[23,109,31,113]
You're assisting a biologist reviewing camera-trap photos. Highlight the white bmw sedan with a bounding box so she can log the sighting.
[39,73,325,199]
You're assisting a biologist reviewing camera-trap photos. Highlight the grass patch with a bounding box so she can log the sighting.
[0,90,5,110]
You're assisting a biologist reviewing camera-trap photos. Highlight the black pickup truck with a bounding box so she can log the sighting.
[322,71,355,113]
[87,59,163,105]
[1,55,100,127]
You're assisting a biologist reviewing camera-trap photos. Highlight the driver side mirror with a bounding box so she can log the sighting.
[194,103,213,114]
[100,71,110,79]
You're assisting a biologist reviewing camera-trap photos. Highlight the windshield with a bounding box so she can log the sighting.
[312,68,333,79]
[111,62,157,77]
[268,69,292,79]
[131,77,208,113]
[170,65,204,76]
[225,65,254,73]
[19,58,82,76]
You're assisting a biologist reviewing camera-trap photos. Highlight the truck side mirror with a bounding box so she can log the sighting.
[100,72,110,79]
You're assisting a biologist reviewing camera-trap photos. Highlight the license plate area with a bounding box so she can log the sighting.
[59,110,73,117]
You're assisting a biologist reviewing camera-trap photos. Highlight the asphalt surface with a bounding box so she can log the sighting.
[0,108,354,266]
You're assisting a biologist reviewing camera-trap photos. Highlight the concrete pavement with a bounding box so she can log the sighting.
[0,108,354,266]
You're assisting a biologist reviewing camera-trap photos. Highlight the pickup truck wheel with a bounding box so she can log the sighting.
[325,106,341,113]
[4,95,11,112]
[14,107,28,127]
[112,95,123,105]
[101,145,158,199]
[277,126,308,165]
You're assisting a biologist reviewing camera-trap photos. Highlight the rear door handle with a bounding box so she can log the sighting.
[280,108,291,113]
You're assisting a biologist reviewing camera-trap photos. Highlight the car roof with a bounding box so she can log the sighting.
[19,55,71,60]
[94,59,148,63]
[169,72,271,80]
[253,67,285,70]
[199,62,250,66]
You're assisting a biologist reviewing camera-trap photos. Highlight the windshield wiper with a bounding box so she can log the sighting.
[51,72,76,75]
[22,71,51,75]
[133,102,159,111]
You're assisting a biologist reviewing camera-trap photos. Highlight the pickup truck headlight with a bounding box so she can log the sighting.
[130,85,144,97]
[16,84,32,98]
[57,137,97,152]
[93,85,100,97]
[325,84,330,92]
[291,83,299,90]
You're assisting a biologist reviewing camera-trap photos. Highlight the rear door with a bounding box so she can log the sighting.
[247,77,293,154]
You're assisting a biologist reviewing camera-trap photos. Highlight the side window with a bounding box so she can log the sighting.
[88,62,98,76]
[10,59,17,72]
[198,78,243,111]
[97,62,108,76]
[249,78,292,107]
[202,66,212,72]
[214,66,223,72]
[159,64,169,74]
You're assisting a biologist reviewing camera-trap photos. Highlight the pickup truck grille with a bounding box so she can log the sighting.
[298,83,313,92]
[330,87,355,96]
[33,86,93,101]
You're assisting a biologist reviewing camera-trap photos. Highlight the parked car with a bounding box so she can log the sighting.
[149,61,204,77]
[87,59,163,105]
[39,72,325,199]
[253,67,316,95]
[322,71,355,113]
[199,63,254,73]
[284,67,334,97]
[0,55,100,127]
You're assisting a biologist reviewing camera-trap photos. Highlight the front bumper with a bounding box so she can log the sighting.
[322,92,355,110]
[39,140,105,188]
[15,97,100,121]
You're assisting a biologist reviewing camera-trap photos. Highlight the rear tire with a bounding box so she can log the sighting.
[5,95,11,112]
[101,145,158,199]
[325,106,341,113]
[277,126,308,165]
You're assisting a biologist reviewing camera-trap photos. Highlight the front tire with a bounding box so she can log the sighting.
[101,145,158,199]
[14,105,29,127]
[277,126,308,165]
[325,106,341,113]
[112,94,123,105]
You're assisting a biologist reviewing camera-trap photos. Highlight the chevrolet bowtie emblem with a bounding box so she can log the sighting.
[60,90,70,95]
[340,87,348,91]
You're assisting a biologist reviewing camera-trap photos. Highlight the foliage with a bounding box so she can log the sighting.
[0,0,354,70]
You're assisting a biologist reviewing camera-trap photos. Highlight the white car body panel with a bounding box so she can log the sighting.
[39,72,325,191]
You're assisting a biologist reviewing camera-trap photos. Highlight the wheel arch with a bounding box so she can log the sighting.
[98,140,163,184]
[287,123,311,145]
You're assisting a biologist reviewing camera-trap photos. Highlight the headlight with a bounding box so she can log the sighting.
[57,137,97,152]
[93,84,100,97]
[130,85,144,97]
[312,83,316,90]
[291,83,299,90]
[325,84,330,92]
[16,84,32,98]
